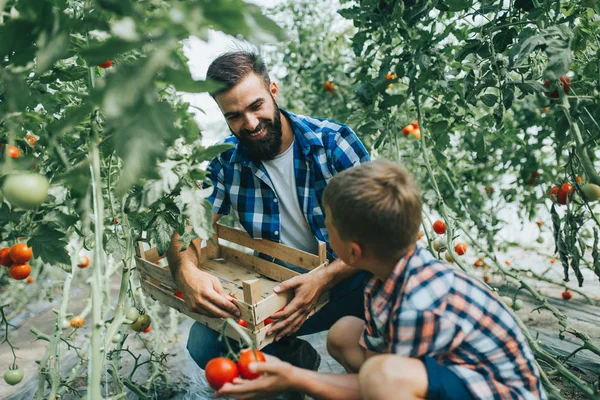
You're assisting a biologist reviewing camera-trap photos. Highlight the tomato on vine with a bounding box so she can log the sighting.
[432,238,446,252]
[9,264,31,280]
[323,80,335,93]
[131,314,151,332]
[474,258,484,267]
[26,276,34,283]
[454,243,467,256]
[9,243,33,264]
[205,357,239,389]
[237,349,266,380]
[125,306,140,323]
[433,220,446,235]
[99,60,113,68]
[581,183,600,202]
[4,367,23,386]
[70,316,84,328]
[0,247,12,267]
[562,290,572,300]
[5,145,19,158]
[544,75,571,99]
[444,252,454,263]
[556,183,574,205]
[2,173,50,209]
[77,255,90,268]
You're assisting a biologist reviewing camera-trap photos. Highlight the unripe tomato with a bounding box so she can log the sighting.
[61,319,71,330]
[125,306,140,323]
[9,264,31,280]
[512,299,523,311]
[483,275,491,283]
[561,290,572,300]
[432,220,446,234]
[432,239,446,252]
[78,255,90,268]
[444,252,454,263]
[0,247,12,267]
[454,243,467,256]
[4,368,23,385]
[70,316,84,328]
[2,173,49,209]
[131,314,151,332]
[581,183,600,202]
[99,60,113,68]
[111,334,122,343]
[9,243,33,264]
[237,349,266,380]
[206,357,239,389]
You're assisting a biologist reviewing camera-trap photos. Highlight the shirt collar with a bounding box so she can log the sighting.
[229,108,324,165]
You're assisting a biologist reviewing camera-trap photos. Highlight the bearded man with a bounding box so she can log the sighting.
[166,51,371,393]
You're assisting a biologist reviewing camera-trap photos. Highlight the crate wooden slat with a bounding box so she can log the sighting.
[135,223,330,349]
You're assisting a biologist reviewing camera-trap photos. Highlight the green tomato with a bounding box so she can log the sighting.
[131,314,151,332]
[501,296,513,306]
[2,173,49,209]
[111,334,122,344]
[581,183,600,202]
[513,299,524,311]
[536,237,544,244]
[125,306,140,323]
[61,319,71,330]
[4,368,24,385]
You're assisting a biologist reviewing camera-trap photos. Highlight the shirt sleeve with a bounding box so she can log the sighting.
[203,157,231,215]
[331,125,371,174]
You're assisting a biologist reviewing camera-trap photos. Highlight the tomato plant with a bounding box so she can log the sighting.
[205,357,239,390]
[237,349,266,380]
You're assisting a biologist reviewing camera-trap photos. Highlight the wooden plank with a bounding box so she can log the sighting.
[140,280,268,348]
[254,263,330,323]
[135,242,146,259]
[220,246,300,282]
[135,257,178,290]
[243,279,264,329]
[317,241,327,265]
[217,224,322,270]
[144,247,161,263]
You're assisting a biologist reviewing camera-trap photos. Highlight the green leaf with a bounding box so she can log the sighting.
[78,37,143,65]
[492,29,515,53]
[191,144,235,164]
[509,33,545,69]
[502,86,514,109]
[162,68,224,93]
[42,210,80,230]
[36,31,70,74]
[446,0,473,12]
[149,213,176,256]
[29,225,70,266]
[480,94,498,107]
[243,3,288,44]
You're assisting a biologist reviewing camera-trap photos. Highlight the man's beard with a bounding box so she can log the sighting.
[232,103,283,161]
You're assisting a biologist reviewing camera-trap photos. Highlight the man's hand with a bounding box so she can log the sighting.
[216,355,296,399]
[266,272,327,340]
[177,265,240,319]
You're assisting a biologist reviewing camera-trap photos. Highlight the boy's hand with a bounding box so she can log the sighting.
[267,273,325,340]
[216,355,296,399]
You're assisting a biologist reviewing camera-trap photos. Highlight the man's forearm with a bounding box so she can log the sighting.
[290,369,360,400]
[320,258,360,291]
[165,232,202,284]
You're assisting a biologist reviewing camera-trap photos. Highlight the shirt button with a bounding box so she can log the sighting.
[274,230,279,235]
[274,198,278,203]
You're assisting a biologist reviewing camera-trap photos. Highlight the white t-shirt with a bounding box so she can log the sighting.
[262,141,318,255]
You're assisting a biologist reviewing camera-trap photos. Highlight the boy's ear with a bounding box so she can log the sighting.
[349,241,363,264]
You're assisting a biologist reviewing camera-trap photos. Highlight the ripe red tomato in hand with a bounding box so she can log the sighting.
[9,264,31,280]
[10,243,33,264]
[433,220,446,235]
[205,357,239,389]
[237,349,266,380]
[0,248,12,267]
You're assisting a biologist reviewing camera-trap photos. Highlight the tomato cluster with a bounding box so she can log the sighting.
[0,243,33,280]
[205,349,266,390]
[402,120,420,139]
[549,183,574,205]
[543,75,571,99]
[125,307,152,332]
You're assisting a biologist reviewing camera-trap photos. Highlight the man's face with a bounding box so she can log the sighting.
[215,73,283,161]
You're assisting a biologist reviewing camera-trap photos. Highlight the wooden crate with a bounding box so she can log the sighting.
[135,223,330,349]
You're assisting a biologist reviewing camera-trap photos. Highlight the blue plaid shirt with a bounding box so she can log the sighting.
[205,109,370,256]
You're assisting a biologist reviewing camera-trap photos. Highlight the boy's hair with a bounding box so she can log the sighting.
[323,160,422,260]
[206,51,271,96]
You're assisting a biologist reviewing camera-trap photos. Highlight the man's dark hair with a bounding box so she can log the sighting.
[206,51,271,95]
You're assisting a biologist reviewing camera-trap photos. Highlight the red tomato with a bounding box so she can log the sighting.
[9,264,31,280]
[432,220,446,235]
[561,290,572,300]
[78,255,90,268]
[205,357,239,389]
[6,145,19,158]
[174,290,184,299]
[237,319,248,328]
[0,248,12,267]
[237,349,266,380]
[473,259,484,268]
[454,243,467,256]
[143,326,152,333]
[264,317,274,325]
[544,76,571,99]
[26,276,34,283]
[9,244,33,264]
[99,60,113,68]
[549,185,559,202]
[402,124,414,136]
[557,183,574,205]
